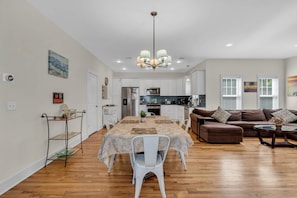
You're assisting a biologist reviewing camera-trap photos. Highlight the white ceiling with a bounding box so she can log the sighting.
[27,0,297,74]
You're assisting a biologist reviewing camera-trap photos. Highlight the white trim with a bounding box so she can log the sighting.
[220,74,242,109]
[0,135,88,195]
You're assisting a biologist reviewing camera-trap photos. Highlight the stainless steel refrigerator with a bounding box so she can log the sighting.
[122,87,139,118]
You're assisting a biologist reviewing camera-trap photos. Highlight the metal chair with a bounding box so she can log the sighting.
[131,135,170,198]
[105,122,117,174]
[179,118,190,132]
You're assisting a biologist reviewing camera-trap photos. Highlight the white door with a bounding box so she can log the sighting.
[87,72,98,135]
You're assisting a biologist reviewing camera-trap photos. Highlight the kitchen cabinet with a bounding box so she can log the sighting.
[161,105,175,119]
[121,79,139,87]
[160,78,185,96]
[102,105,118,127]
[139,79,161,95]
[160,79,176,96]
[176,78,184,96]
[191,70,205,95]
[161,105,184,122]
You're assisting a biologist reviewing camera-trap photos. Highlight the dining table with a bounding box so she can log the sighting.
[98,116,194,173]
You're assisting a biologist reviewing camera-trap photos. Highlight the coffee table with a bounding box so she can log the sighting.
[254,125,297,148]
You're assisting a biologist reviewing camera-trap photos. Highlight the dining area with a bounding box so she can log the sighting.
[98,115,194,198]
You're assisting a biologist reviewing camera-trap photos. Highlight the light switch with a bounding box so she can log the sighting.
[7,101,16,111]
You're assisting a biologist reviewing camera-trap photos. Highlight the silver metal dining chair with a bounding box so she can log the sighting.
[131,134,170,198]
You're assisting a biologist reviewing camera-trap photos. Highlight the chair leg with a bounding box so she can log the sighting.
[108,154,117,174]
[155,169,166,198]
[134,170,146,198]
[179,151,187,171]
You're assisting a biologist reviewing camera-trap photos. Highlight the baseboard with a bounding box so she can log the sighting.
[0,156,45,195]
[0,134,89,195]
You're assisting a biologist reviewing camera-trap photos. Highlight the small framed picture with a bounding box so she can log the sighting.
[48,50,69,79]
[53,92,64,104]
[244,82,257,92]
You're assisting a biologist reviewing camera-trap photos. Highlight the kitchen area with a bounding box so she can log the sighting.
[139,89,205,122]
[111,71,206,126]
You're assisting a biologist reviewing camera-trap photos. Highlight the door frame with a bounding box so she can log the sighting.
[87,72,98,136]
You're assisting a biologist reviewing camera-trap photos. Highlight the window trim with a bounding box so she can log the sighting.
[257,75,279,109]
[220,75,242,110]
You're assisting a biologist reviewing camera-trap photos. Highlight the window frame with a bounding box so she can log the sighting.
[220,75,242,110]
[257,75,279,109]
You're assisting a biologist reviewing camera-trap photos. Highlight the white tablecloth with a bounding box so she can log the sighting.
[98,116,194,168]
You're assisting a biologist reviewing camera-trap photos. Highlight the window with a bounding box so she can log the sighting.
[221,76,242,110]
[258,76,279,109]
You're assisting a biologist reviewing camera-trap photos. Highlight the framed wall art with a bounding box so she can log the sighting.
[53,92,64,104]
[48,50,69,78]
[244,82,257,92]
[288,75,297,96]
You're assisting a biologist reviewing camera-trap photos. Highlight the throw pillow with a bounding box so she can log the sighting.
[211,106,231,123]
[241,110,266,121]
[263,109,281,121]
[271,109,297,123]
[226,110,242,121]
[192,108,216,117]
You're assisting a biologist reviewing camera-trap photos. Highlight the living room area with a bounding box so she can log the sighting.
[2,0,297,197]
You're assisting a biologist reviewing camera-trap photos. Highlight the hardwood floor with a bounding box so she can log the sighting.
[3,129,297,198]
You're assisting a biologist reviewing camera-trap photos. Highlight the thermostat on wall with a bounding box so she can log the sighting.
[3,73,15,82]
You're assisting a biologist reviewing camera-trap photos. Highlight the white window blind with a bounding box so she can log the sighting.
[221,76,242,110]
[258,77,279,109]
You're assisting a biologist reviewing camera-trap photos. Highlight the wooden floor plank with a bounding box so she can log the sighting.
[2,129,297,197]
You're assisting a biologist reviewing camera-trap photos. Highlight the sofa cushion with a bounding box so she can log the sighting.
[211,106,231,123]
[192,108,215,117]
[227,121,272,129]
[271,109,297,123]
[200,122,243,143]
[227,110,242,121]
[263,109,281,121]
[241,110,266,121]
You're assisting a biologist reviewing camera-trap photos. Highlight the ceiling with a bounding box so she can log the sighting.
[27,0,297,74]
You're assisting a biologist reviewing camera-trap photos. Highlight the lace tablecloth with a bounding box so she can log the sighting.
[98,116,194,167]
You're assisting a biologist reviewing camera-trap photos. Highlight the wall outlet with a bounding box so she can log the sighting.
[7,101,16,111]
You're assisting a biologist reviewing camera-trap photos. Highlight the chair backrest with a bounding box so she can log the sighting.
[179,119,190,131]
[131,135,170,167]
[106,122,115,131]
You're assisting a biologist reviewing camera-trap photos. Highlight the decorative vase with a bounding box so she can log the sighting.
[141,117,146,123]
[275,124,282,130]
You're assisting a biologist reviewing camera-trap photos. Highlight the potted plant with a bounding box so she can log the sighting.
[140,110,147,122]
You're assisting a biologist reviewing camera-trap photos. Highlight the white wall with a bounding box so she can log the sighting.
[204,59,285,109]
[285,56,297,109]
[0,1,112,194]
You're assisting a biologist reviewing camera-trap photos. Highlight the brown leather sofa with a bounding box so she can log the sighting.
[190,108,297,143]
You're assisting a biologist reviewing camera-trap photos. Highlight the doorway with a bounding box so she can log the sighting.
[87,72,98,136]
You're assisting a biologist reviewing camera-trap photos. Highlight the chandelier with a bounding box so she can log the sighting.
[137,11,172,70]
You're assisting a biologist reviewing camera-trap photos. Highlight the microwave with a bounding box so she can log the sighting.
[146,88,160,95]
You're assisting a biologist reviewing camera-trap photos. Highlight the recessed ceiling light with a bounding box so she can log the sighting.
[170,68,175,71]
[295,44,297,47]
[122,67,127,70]
[225,43,233,47]
[176,60,182,64]
[116,60,122,63]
